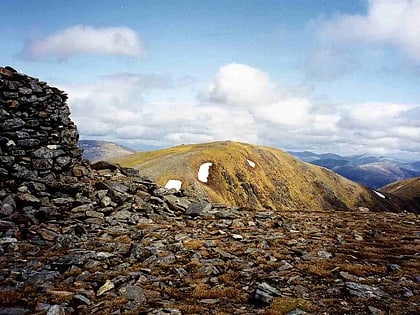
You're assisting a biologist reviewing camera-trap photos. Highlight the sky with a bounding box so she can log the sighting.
[1,0,420,160]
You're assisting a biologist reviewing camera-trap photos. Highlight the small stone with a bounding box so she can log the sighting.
[199,299,220,304]
[345,282,388,299]
[254,282,281,304]
[46,305,65,315]
[119,285,146,302]
[186,201,211,217]
[387,263,400,272]
[97,279,114,296]
[100,195,112,207]
[86,210,104,219]
[148,309,182,315]
[32,147,56,159]
[37,228,58,241]
[287,309,306,315]
[0,237,17,244]
[17,193,41,205]
[0,118,25,131]
[0,307,30,315]
[32,159,53,170]
[91,161,119,170]
[95,252,115,259]
[18,87,32,95]
[56,156,71,167]
[5,138,16,147]
[278,261,293,271]
[164,195,190,211]
[317,250,332,259]
[401,287,413,298]
[72,166,89,177]
[231,233,243,240]
[353,232,364,241]
[368,306,384,315]
[113,209,132,221]
[71,203,93,213]
[0,203,14,216]
[72,294,91,305]
[130,244,152,262]
[204,240,217,248]
[339,271,363,282]
[17,139,41,148]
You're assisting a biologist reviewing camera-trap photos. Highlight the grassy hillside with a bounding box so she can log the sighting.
[381,177,420,197]
[113,141,391,211]
[380,177,420,212]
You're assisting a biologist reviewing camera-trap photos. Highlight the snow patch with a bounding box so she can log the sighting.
[374,191,386,199]
[198,163,212,183]
[247,159,256,168]
[165,179,182,191]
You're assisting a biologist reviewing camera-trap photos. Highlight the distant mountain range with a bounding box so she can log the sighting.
[288,151,420,189]
[79,140,136,162]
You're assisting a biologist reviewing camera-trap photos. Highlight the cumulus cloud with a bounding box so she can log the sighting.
[251,98,312,126]
[58,63,420,159]
[21,25,144,61]
[205,63,277,106]
[318,0,420,62]
[59,71,257,148]
[338,102,417,129]
[205,63,313,127]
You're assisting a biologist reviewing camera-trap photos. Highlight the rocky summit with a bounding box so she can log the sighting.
[0,67,419,315]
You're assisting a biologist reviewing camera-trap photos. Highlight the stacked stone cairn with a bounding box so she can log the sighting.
[0,66,94,229]
[0,66,83,180]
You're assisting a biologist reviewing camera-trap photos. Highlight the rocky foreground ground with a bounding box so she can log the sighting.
[1,162,419,315]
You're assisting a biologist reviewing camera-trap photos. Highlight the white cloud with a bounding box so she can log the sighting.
[21,25,144,61]
[57,64,420,160]
[319,0,420,62]
[251,98,312,126]
[338,102,417,129]
[205,63,313,127]
[205,63,277,106]
[59,71,257,147]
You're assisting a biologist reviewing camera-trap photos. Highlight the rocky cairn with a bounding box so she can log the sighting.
[0,66,82,180]
[0,67,419,314]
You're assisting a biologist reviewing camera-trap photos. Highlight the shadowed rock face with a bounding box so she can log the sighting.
[0,68,419,314]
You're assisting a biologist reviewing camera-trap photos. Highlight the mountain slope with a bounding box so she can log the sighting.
[113,141,393,211]
[79,140,136,162]
[380,177,420,212]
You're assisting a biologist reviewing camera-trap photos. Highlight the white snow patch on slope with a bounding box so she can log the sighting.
[198,163,212,183]
[374,191,386,199]
[165,179,182,191]
[247,159,256,168]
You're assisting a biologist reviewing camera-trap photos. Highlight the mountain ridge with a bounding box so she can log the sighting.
[289,150,420,188]
[79,140,136,162]
[112,141,406,212]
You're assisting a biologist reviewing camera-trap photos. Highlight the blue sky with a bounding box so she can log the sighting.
[1,0,420,159]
